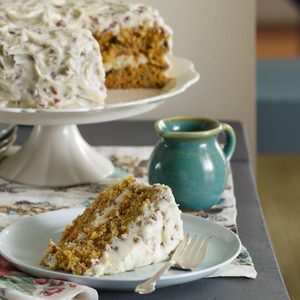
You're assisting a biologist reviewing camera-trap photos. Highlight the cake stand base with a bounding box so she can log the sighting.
[0,125,114,187]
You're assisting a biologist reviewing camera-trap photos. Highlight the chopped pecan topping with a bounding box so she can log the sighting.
[50,86,58,95]
[56,20,67,27]
[133,237,140,243]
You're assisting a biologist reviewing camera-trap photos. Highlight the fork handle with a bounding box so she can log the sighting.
[135,261,174,294]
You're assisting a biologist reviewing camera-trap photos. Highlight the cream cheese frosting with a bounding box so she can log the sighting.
[0,26,106,108]
[76,1,173,37]
[0,1,172,36]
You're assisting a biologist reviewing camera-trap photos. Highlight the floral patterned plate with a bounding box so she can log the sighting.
[0,208,241,291]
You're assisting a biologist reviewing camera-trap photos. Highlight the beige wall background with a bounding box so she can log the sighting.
[130,0,256,158]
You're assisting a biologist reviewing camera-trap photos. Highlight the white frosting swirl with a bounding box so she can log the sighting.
[0,26,106,108]
[0,1,172,36]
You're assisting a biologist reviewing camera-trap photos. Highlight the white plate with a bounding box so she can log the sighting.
[0,208,241,291]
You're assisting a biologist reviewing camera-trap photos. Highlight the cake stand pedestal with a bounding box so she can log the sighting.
[0,57,199,187]
[0,125,114,186]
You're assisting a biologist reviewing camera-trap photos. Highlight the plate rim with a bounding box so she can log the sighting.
[0,207,241,284]
[0,124,15,138]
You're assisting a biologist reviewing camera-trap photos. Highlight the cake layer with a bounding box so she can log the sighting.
[41,177,183,276]
[0,26,106,108]
[105,64,170,89]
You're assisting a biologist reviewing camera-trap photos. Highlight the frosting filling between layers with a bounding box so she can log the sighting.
[103,54,148,72]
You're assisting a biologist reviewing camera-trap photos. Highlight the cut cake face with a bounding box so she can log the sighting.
[88,2,173,89]
[41,176,184,276]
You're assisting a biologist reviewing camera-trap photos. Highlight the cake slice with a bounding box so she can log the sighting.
[0,26,107,108]
[41,176,183,276]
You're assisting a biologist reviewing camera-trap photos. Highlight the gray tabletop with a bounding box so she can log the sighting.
[17,121,290,300]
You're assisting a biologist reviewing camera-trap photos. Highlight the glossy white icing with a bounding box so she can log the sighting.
[0,1,173,37]
[0,26,106,108]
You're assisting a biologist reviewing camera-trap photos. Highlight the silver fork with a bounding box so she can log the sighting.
[135,234,211,294]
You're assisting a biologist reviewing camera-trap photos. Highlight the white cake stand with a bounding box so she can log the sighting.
[0,57,199,187]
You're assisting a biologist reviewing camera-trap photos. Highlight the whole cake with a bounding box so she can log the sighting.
[41,177,184,276]
[0,1,172,108]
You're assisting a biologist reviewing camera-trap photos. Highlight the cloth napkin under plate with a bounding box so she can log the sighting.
[0,146,257,300]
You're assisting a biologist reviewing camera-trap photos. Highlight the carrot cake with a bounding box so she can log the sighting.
[41,176,183,276]
[0,0,172,99]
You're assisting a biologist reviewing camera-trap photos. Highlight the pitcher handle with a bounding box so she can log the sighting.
[222,123,236,162]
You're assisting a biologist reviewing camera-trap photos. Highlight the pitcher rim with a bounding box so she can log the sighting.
[155,116,222,139]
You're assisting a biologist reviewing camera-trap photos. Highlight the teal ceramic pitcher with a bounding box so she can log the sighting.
[149,116,236,210]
